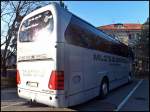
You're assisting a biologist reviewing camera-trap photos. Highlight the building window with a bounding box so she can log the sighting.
[136,33,141,40]
[128,34,132,40]
[114,23,124,29]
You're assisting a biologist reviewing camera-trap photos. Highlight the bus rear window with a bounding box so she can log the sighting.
[19,11,53,42]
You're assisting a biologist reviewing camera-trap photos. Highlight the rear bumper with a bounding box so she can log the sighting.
[17,87,68,107]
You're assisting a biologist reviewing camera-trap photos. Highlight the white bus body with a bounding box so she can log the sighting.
[17,3,133,107]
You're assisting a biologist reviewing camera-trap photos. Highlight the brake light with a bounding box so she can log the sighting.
[16,70,21,85]
[48,70,64,90]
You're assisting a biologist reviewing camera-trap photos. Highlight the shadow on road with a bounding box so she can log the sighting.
[69,98,117,111]
[68,81,135,111]
[21,102,49,108]
[1,80,140,111]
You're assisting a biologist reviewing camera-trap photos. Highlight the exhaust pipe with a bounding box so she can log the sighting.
[28,99,33,105]
[28,99,36,105]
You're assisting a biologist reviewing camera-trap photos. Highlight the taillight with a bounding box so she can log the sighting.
[48,70,64,90]
[16,70,21,85]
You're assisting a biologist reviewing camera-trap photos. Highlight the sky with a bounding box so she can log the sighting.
[1,1,149,49]
[63,1,149,27]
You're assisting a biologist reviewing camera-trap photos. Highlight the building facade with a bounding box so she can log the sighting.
[98,23,142,47]
[98,23,149,76]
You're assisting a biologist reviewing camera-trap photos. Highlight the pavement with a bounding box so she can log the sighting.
[1,79,149,111]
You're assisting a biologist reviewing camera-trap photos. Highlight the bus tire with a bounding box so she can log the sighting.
[99,78,109,99]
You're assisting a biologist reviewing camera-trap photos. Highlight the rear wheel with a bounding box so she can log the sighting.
[99,78,109,99]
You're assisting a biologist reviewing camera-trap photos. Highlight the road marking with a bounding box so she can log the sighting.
[115,79,143,111]
[1,102,24,109]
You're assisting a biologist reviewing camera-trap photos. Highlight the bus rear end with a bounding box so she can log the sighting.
[17,5,66,107]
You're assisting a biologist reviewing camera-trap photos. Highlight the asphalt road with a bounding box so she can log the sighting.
[1,79,149,111]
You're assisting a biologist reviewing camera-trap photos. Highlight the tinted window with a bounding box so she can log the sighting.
[65,16,129,57]
[19,11,53,42]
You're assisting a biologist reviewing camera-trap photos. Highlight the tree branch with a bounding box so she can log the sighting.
[1,11,14,17]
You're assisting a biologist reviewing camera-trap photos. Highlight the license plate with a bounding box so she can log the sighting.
[27,82,38,87]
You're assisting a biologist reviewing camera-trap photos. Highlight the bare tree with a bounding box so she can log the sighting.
[134,17,149,75]
[1,1,51,76]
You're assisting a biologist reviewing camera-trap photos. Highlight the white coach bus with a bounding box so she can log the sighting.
[17,2,134,107]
